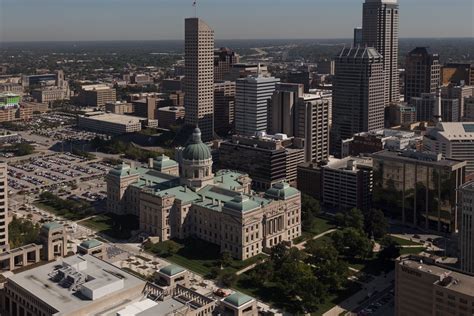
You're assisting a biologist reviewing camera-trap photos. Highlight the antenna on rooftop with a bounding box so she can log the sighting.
[193,0,197,17]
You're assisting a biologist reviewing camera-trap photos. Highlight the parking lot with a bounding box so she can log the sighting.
[7,152,111,199]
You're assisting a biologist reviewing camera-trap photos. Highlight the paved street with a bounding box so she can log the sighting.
[324,271,395,316]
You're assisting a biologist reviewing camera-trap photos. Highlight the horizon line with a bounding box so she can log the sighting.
[1,36,473,44]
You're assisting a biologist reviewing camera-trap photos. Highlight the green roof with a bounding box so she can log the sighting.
[224,292,254,307]
[109,163,139,177]
[154,185,200,204]
[79,239,103,249]
[154,155,178,170]
[265,182,299,200]
[159,264,186,276]
[182,128,212,161]
[213,170,249,191]
[42,222,62,231]
[224,194,261,213]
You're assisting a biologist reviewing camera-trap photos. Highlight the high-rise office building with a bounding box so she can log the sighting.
[404,47,440,103]
[442,84,474,121]
[214,81,235,135]
[268,83,304,136]
[0,163,8,253]
[331,47,385,156]
[441,63,474,86]
[362,0,400,105]
[184,18,215,141]
[287,71,311,93]
[214,47,240,81]
[353,27,363,46]
[235,75,280,136]
[464,96,474,121]
[295,94,330,163]
[459,182,474,274]
[269,84,329,163]
[441,98,460,122]
[411,93,436,122]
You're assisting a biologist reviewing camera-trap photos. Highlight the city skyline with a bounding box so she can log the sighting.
[1,0,473,42]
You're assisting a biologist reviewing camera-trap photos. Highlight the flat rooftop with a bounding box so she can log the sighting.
[325,156,373,172]
[137,298,185,315]
[372,150,466,169]
[80,113,145,124]
[429,122,474,140]
[7,254,146,315]
[399,256,474,297]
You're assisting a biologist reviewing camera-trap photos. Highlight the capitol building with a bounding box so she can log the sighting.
[106,128,302,260]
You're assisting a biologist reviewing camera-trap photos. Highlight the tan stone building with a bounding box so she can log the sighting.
[184,18,215,141]
[77,239,105,260]
[106,128,302,260]
[395,254,474,316]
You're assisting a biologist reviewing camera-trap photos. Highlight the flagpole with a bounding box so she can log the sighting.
[193,0,197,17]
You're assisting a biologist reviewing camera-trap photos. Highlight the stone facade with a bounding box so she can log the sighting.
[106,128,302,260]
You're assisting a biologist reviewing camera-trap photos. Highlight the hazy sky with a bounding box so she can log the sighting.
[1,0,473,42]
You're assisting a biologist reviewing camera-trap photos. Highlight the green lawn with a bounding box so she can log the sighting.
[144,238,267,277]
[389,235,422,246]
[399,247,426,255]
[79,213,139,240]
[34,202,90,221]
[306,216,336,236]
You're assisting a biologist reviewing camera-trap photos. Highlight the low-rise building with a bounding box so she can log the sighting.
[321,157,373,211]
[78,112,156,135]
[78,84,116,107]
[297,156,373,211]
[77,239,105,260]
[156,106,185,129]
[31,86,68,104]
[0,83,23,96]
[105,101,133,115]
[347,129,422,157]
[395,254,474,316]
[106,128,302,260]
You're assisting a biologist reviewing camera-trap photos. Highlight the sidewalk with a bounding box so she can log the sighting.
[294,228,337,250]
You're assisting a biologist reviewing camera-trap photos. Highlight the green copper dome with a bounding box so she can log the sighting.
[182,128,212,161]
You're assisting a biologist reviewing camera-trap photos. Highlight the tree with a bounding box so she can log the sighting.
[301,194,321,234]
[219,271,238,288]
[163,242,179,257]
[335,208,364,231]
[220,251,233,268]
[15,143,35,156]
[332,228,373,259]
[305,241,349,291]
[246,263,273,287]
[270,242,291,268]
[9,217,40,249]
[364,209,389,239]
[302,194,321,216]
[378,236,401,261]
[274,259,326,313]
